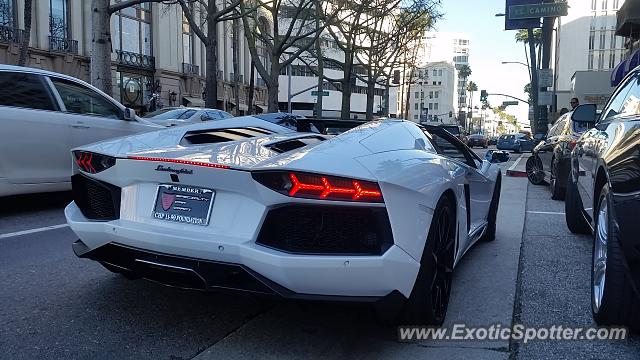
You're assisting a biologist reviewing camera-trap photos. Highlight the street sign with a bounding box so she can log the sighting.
[505,0,541,30]
[509,2,568,20]
[538,91,553,106]
[502,101,519,106]
[311,90,329,96]
[538,69,553,87]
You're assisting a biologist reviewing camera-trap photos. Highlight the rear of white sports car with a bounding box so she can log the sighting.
[65,121,438,306]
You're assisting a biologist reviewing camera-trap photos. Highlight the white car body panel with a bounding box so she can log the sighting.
[0,65,161,197]
[66,119,502,298]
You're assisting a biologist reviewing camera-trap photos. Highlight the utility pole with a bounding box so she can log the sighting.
[527,27,539,133]
[538,0,556,135]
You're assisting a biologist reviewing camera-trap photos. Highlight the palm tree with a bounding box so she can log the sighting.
[515,28,542,78]
[466,80,478,129]
[457,65,472,125]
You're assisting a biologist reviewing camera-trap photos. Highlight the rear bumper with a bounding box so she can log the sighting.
[66,201,420,299]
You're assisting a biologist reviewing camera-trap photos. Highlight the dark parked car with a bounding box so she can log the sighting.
[438,124,468,144]
[488,136,498,146]
[496,133,534,153]
[525,111,593,199]
[467,134,488,148]
[565,75,640,329]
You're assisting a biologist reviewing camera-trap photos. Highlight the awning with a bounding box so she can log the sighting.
[183,96,205,107]
[624,48,640,73]
[616,0,640,37]
[238,103,248,111]
[612,59,628,86]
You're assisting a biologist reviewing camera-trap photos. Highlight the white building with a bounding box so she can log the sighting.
[554,0,626,109]
[403,61,456,124]
[420,32,471,115]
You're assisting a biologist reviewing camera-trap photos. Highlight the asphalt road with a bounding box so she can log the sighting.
[1,147,638,359]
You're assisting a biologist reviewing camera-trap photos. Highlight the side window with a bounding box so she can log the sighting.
[50,78,121,119]
[618,76,640,118]
[0,72,57,111]
[601,75,637,121]
[426,128,477,168]
[178,110,196,119]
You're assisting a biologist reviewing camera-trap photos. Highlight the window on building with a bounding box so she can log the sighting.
[415,103,418,110]
[433,81,437,85]
[113,3,152,55]
[599,31,606,49]
[414,115,418,120]
[438,69,443,76]
[591,0,597,10]
[428,103,433,110]
[602,0,608,10]
[49,0,69,40]
[429,91,433,99]
[588,51,595,70]
[609,51,616,69]
[613,0,619,9]
[610,28,617,49]
[433,69,437,76]
[434,103,439,110]
[415,91,419,99]
[435,91,439,98]
[182,10,194,65]
[598,51,605,70]
[438,81,442,85]
[421,91,424,98]
[0,0,15,27]
[589,31,595,50]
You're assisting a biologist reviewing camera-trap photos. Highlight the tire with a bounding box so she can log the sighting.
[480,174,501,242]
[564,174,590,234]
[550,158,566,200]
[526,155,545,185]
[591,185,640,329]
[400,194,455,325]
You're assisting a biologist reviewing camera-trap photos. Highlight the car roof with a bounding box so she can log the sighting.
[0,64,89,84]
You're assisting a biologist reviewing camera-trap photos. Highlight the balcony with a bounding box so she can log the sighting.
[0,26,24,44]
[182,62,199,76]
[49,36,78,54]
[115,50,155,70]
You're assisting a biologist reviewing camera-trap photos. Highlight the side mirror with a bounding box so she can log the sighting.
[571,104,597,123]
[123,107,136,121]
[486,150,510,163]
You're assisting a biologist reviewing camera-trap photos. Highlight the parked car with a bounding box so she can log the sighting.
[0,65,161,197]
[525,110,594,199]
[496,133,534,153]
[143,107,233,127]
[467,134,488,148]
[438,124,468,144]
[66,118,507,325]
[488,136,498,146]
[564,85,640,329]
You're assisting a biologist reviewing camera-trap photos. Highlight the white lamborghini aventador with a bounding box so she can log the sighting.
[65,113,508,325]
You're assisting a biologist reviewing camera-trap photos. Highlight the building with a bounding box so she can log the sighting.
[403,61,456,124]
[554,0,627,109]
[0,0,267,115]
[420,32,471,117]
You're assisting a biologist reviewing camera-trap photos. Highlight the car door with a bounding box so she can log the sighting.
[47,76,151,148]
[426,126,493,241]
[576,73,637,220]
[539,115,565,179]
[0,71,73,184]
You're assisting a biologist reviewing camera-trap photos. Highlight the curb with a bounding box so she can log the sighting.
[506,154,527,177]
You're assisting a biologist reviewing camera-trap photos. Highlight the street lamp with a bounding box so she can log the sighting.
[501,61,531,81]
[495,13,505,17]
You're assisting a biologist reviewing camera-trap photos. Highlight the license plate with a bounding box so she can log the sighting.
[152,184,214,226]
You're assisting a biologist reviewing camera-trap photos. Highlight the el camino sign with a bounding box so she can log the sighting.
[509,2,568,19]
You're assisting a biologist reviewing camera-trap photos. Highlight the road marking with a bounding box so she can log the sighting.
[508,153,525,172]
[0,224,69,239]
[526,211,565,215]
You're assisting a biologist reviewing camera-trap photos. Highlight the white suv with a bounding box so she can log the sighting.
[0,65,161,197]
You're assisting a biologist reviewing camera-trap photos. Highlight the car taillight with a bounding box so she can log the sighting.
[73,151,116,174]
[253,171,383,203]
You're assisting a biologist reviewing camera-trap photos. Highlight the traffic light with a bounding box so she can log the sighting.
[480,90,488,102]
[449,111,453,118]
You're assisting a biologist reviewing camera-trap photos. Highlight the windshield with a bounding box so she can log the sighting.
[143,108,195,120]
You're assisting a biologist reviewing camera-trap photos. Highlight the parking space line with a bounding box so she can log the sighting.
[526,211,565,215]
[0,224,69,239]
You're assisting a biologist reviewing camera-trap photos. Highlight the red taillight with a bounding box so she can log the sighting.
[253,171,383,203]
[127,156,230,169]
[73,151,115,174]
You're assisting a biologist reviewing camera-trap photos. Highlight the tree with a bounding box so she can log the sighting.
[515,28,541,79]
[466,80,477,122]
[91,0,166,97]
[241,0,342,112]
[457,64,471,123]
[17,0,32,66]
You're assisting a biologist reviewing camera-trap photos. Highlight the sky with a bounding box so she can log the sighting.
[433,0,531,125]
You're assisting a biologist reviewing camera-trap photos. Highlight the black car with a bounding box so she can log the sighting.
[467,134,488,148]
[438,124,468,144]
[488,136,498,146]
[564,80,640,329]
[525,111,593,199]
